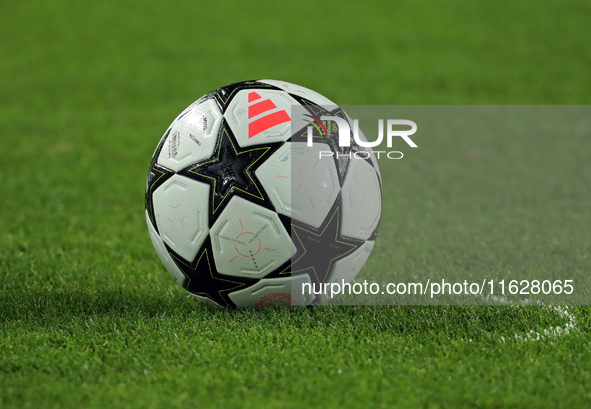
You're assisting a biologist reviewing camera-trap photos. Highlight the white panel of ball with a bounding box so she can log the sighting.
[157,99,221,172]
[255,142,292,217]
[145,210,186,286]
[340,159,381,241]
[290,142,340,229]
[209,196,294,279]
[152,174,210,262]
[228,274,314,307]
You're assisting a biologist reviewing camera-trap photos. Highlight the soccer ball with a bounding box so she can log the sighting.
[145,80,381,308]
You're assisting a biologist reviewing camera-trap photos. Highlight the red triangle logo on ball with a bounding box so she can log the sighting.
[247,92,290,138]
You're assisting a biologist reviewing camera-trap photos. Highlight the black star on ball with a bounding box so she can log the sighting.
[180,125,281,223]
[166,241,256,308]
[290,205,364,287]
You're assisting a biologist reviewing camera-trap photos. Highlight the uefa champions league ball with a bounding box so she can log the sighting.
[145,80,382,308]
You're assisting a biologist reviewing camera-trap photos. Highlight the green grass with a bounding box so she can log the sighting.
[1,0,591,408]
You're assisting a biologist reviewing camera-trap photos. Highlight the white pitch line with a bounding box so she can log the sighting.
[508,306,579,343]
[482,295,579,343]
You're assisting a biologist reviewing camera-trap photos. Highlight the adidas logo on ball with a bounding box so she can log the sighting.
[247,91,291,139]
